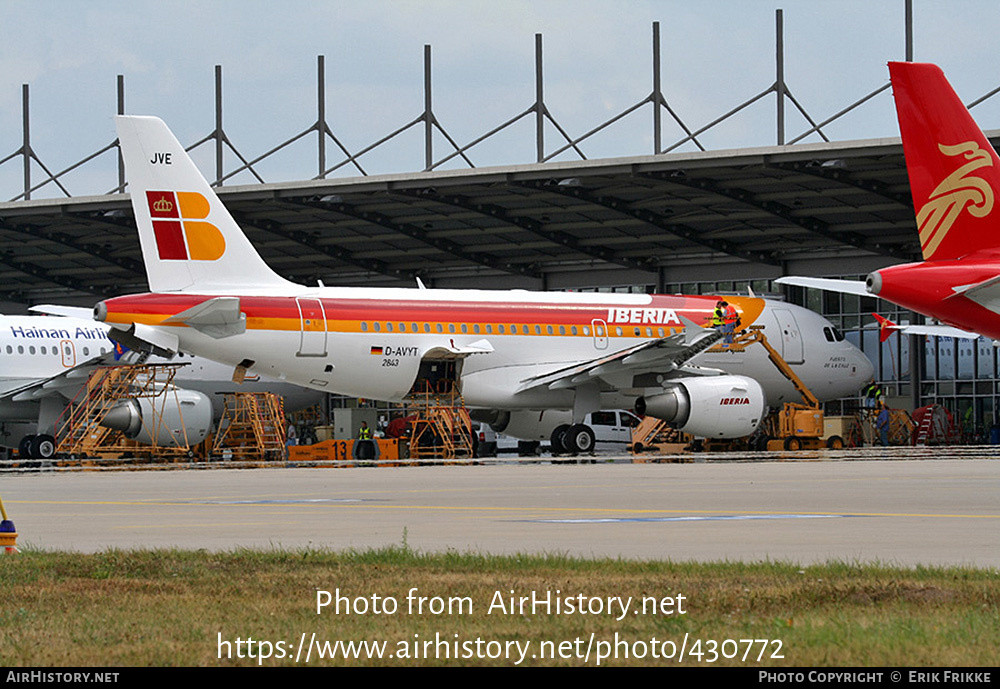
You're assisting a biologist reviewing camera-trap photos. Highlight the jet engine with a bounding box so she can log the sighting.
[100,388,213,446]
[635,375,766,438]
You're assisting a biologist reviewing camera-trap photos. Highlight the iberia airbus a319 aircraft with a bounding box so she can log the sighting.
[94,116,871,452]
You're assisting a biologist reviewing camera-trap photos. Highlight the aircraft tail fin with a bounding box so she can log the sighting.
[115,116,294,293]
[889,62,1000,262]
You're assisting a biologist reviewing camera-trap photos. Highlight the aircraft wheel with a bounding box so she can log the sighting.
[356,440,375,460]
[30,434,56,460]
[783,437,802,451]
[19,435,35,459]
[565,424,595,454]
[826,435,844,450]
[517,441,539,457]
[550,425,570,455]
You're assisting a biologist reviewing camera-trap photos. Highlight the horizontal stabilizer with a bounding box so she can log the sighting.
[162,297,246,338]
[773,276,870,296]
[942,276,1000,319]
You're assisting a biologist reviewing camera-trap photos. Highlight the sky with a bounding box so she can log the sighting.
[1,0,998,198]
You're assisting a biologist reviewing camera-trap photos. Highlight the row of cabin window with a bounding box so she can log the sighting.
[359,322,675,338]
[5,344,108,357]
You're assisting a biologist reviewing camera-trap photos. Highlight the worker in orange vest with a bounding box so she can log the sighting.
[721,300,738,345]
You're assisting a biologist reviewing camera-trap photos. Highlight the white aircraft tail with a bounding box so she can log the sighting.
[115,115,295,293]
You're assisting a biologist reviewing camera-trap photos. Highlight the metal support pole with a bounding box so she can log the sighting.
[215,65,224,185]
[21,84,30,201]
[535,33,544,163]
[318,55,326,178]
[117,75,125,192]
[424,45,432,171]
[775,9,785,146]
[910,312,922,411]
[905,0,913,61]
[652,22,662,154]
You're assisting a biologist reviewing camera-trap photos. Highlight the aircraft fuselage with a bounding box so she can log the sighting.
[98,288,871,410]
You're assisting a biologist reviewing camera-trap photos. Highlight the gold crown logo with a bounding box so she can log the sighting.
[152,198,173,213]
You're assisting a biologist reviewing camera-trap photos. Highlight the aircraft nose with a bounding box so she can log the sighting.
[854,347,875,382]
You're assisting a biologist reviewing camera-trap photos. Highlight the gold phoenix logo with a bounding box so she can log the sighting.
[916,141,994,259]
[152,198,174,213]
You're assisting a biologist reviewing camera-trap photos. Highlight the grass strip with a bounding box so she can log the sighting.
[1,545,998,666]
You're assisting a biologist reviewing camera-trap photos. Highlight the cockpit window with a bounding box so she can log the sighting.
[823,326,845,342]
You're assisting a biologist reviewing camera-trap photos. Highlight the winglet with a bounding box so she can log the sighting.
[678,314,718,346]
[872,313,896,343]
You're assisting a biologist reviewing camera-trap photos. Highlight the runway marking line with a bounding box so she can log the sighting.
[530,514,848,524]
[113,521,304,529]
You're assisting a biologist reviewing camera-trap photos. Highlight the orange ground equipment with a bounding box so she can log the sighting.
[0,496,17,554]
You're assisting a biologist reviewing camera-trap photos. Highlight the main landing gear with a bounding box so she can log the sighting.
[19,434,56,460]
[550,423,596,456]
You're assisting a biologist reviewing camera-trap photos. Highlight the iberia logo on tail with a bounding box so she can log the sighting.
[146,190,226,261]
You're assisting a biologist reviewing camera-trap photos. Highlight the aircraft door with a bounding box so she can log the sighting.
[592,319,608,350]
[296,298,328,357]
[773,308,804,364]
[60,339,76,368]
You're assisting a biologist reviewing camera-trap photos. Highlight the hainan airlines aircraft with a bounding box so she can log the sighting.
[777,62,1000,342]
[95,115,872,453]
[0,313,320,459]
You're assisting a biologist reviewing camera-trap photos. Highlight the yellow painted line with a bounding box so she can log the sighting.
[113,521,300,530]
[8,498,1000,520]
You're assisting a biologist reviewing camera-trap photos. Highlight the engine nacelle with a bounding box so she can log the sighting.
[635,375,766,438]
[100,388,213,446]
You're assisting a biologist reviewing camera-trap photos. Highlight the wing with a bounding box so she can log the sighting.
[516,319,723,394]
[876,322,980,341]
[870,312,980,342]
[29,304,96,319]
[0,349,148,403]
[773,276,870,296]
